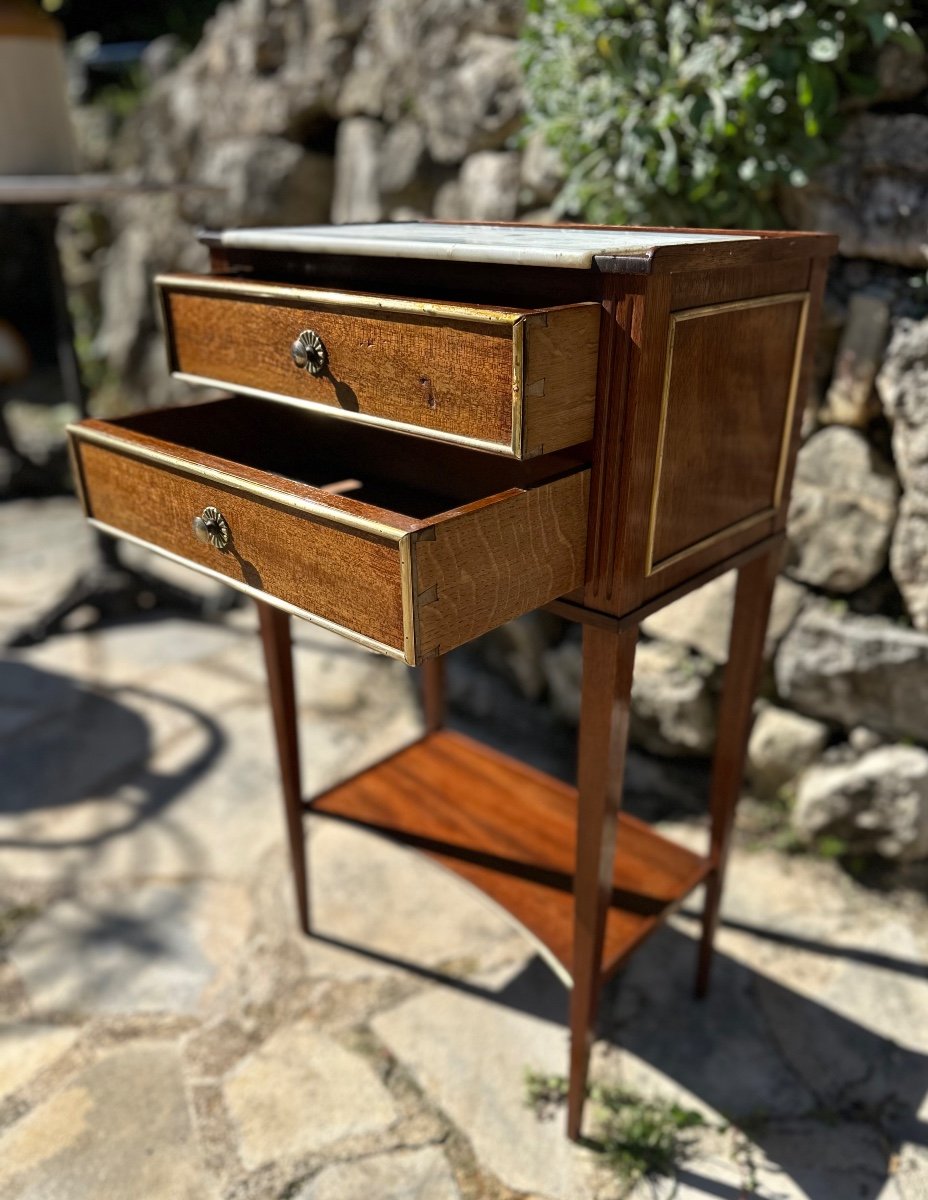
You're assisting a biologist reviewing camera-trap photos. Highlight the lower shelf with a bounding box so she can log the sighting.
[308,729,712,983]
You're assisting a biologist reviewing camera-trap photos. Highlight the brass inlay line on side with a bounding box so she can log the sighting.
[68,424,408,543]
[648,507,778,575]
[644,291,810,577]
[87,520,411,663]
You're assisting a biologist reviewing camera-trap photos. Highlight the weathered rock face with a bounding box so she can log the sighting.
[340,16,523,162]
[818,292,890,428]
[775,605,928,743]
[747,706,829,800]
[640,572,805,665]
[195,136,334,227]
[543,634,718,759]
[781,114,928,268]
[435,150,521,221]
[794,745,928,861]
[878,316,928,631]
[629,641,718,759]
[785,427,898,593]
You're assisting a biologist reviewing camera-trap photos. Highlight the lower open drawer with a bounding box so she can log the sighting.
[67,396,590,664]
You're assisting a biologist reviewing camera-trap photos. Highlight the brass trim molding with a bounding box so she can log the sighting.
[155,272,528,326]
[68,424,408,543]
[87,520,411,662]
[645,291,810,577]
[398,534,418,665]
[511,317,526,460]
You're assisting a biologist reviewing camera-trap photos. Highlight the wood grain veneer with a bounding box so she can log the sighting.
[75,438,409,652]
[308,729,710,981]
[647,292,808,572]
[158,275,600,457]
[413,469,590,658]
[68,397,590,665]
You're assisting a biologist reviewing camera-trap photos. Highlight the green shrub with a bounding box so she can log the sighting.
[520,0,921,228]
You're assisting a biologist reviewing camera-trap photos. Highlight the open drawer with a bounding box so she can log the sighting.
[157,274,601,459]
[67,397,591,664]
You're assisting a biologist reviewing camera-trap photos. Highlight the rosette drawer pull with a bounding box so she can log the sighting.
[290,329,327,376]
[192,506,230,550]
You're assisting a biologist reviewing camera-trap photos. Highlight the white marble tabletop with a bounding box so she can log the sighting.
[213,222,759,269]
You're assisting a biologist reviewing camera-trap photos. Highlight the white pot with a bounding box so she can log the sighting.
[0,0,77,175]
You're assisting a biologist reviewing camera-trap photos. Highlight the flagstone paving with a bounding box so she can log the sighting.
[1,496,927,1200]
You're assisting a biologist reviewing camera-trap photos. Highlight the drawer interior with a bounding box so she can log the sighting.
[107,395,591,519]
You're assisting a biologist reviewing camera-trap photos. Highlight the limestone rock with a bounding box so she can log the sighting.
[775,604,928,742]
[338,7,522,161]
[0,1043,217,1200]
[195,136,334,227]
[379,119,429,205]
[332,117,384,224]
[641,572,806,665]
[819,293,890,428]
[453,151,521,222]
[542,631,582,725]
[785,427,898,593]
[780,114,928,268]
[477,612,563,701]
[0,1024,78,1106]
[878,317,928,495]
[8,882,249,1016]
[223,1021,396,1167]
[793,745,928,861]
[520,130,563,206]
[298,1147,460,1199]
[630,641,718,759]
[371,971,592,1197]
[878,317,928,630]
[890,495,928,633]
[747,706,829,799]
[419,33,523,164]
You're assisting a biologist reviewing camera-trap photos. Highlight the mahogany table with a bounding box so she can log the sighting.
[67,221,834,1137]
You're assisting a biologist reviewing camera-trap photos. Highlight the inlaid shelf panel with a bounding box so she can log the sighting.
[307,729,712,984]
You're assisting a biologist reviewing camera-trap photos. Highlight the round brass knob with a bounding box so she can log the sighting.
[291,329,327,376]
[192,506,229,550]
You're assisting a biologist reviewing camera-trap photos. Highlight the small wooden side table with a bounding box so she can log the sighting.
[68,221,835,1137]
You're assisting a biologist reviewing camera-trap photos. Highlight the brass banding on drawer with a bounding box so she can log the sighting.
[68,396,591,664]
[156,273,601,459]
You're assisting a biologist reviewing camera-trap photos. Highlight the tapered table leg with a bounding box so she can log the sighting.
[567,623,638,1140]
[419,656,446,733]
[256,600,310,934]
[695,545,780,997]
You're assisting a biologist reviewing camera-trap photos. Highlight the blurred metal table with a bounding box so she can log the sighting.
[0,174,230,646]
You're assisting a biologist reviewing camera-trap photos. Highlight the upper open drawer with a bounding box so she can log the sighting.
[156,274,600,459]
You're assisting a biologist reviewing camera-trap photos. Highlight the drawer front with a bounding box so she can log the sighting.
[157,275,599,458]
[69,417,590,664]
[74,437,410,657]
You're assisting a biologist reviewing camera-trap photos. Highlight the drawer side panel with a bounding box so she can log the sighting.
[165,288,516,448]
[647,293,808,573]
[76,440,407,651]
[521,306,600,457]
[414,470,590,658]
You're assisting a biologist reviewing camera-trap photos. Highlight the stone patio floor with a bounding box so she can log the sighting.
[1,497,927,1200]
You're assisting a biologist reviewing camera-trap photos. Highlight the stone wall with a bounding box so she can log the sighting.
[67,0,928,860]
